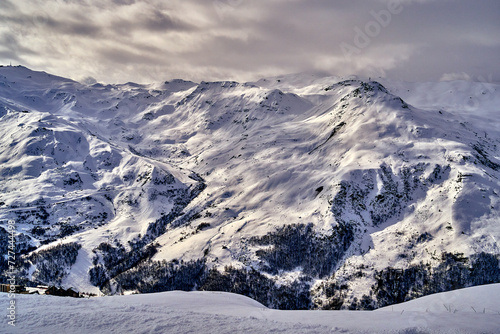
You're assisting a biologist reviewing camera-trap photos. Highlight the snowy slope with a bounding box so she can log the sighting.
[1,284,499,333]
[0,65,499,309]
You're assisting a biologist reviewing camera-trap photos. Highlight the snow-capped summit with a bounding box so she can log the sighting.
[0,66,499,310]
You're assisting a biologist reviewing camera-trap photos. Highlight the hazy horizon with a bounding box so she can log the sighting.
[1,0,499,84]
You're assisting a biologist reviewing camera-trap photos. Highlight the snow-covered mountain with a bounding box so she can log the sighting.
[0,65,499,309]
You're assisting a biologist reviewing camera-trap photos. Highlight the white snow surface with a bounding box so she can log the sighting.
[0,66,499,302]
[1,284,499,333]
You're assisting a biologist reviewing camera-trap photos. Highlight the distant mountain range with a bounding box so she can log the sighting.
[1,65,499,309]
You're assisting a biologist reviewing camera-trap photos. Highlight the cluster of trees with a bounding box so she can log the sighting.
[12,206,49,225]
[23,242,81,285]
[0,229,76,285]
[86,238,500,311]
[249,223,354,278]
[84,212,500,312]
[201,266,312,310]
[89,178,207,289]
[0,227,35,261]
[372,252,500,308]
[107,259,312,310]
[0,227,11,275]
[88,178,207,290]
[115,259,205,293]
[89,241,158,289]
[315,252,500,310]
[93,222,358,310]
[144,183,206,242]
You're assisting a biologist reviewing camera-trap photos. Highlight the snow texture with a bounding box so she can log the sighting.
[1,284,499,333]
[0,66,499,309]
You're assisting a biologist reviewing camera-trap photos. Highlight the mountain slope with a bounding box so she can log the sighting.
[0,66,499,308]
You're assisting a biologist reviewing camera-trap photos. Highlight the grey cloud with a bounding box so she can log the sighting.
[0,0,17,11]
[111,0,137,5]
[0,12,53,29]
[110,8,195,37]
[46,19,103,36]
[0,11,101,37]
[1,0,499,83]
[0,32,37,56]
[0,50,23,63]
[0,31,35,65]
[140,9,193,32]
[97,45,166,65]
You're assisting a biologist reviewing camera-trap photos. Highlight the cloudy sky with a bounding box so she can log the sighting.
[1,0,499,84]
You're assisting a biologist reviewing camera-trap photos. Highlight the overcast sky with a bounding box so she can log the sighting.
[1,0,499,84]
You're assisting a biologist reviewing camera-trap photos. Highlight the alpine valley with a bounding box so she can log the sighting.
[1,65,499,310]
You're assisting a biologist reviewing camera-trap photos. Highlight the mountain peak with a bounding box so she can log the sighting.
[0,68,499,310]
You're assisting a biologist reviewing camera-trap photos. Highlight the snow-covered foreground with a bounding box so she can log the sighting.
[2,284,499,334]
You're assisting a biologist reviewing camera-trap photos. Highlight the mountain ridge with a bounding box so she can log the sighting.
[0,65,499,309]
